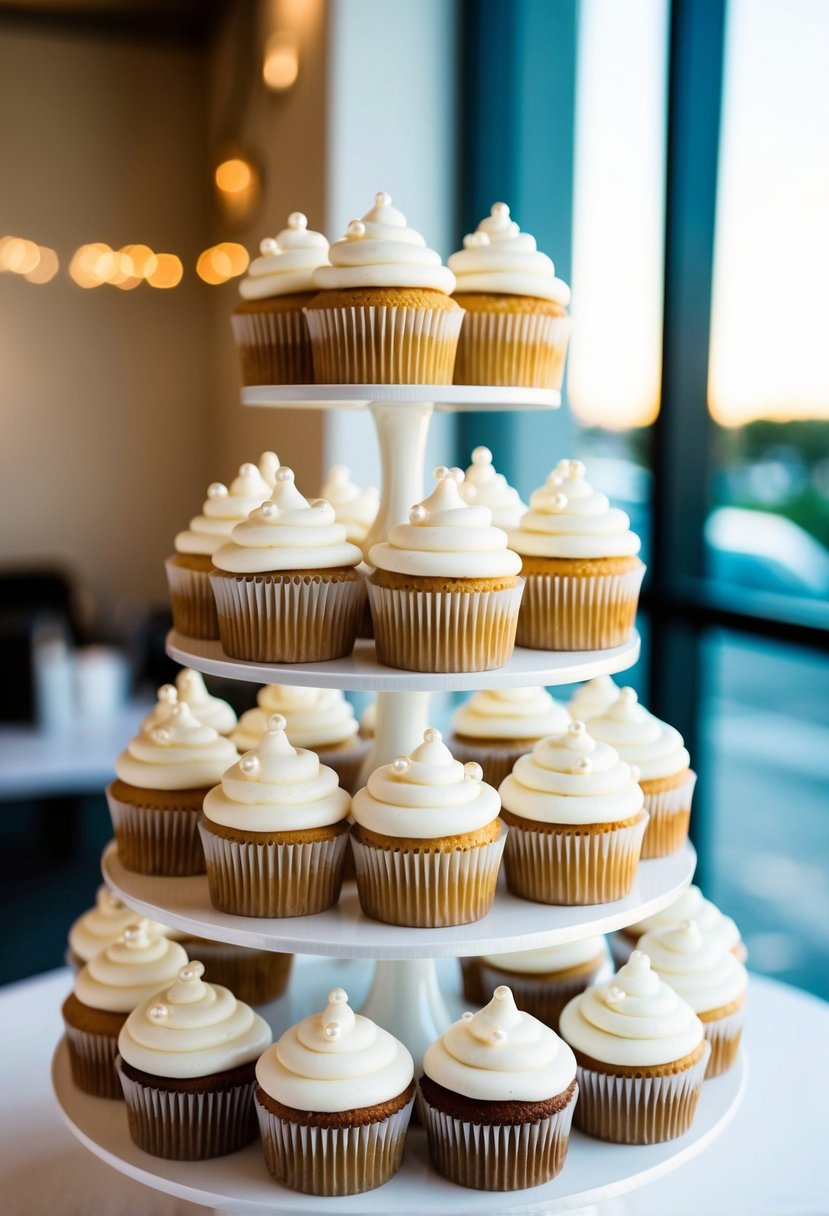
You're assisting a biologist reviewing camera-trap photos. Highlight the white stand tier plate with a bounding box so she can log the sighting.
[240,384,560,411]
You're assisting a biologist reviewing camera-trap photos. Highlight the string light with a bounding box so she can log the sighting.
[263,30,299,91]
[215,158,253,195]
[196,242,250,285]
[147,254,183,289]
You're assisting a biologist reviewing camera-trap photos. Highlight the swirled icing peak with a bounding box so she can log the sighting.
[256,987,414,1112]
[174,459,275,556]
[239,212,329,300]
[626,885,742,955]
[498,720,644,825]
[369,465,522,579]
[312,192,455,294]
[232,683,360,752]
[171,669,237,735]
[459,446,528,530]
[453,685,570,741]
[319,465,379,545]
[212,466,363,574]
[114,694,238,791]
[568,675,621,721]
[637,921,748,1014]
[424,985,576,1101]
[509,459,641,560]
[448,202,570,305]
[587,687,690,781]
[68,890,180,964]
[559,950,704,1067]
[203,713,350,833]
[118,960,272,1079]
[74,920,190,1013]
[352,727,500,839]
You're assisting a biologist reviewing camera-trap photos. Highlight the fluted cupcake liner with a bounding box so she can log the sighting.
[502,811,648,905]
[368,580,524,673]
[210,570,364,663]
[106,784,205,876]
[418,1084,577,1191]
[305,304,464,385]
[477,961,607,1034]
[175,938,293,1006]
[164,558,220,641]
[640,771,698,859]
[255,1089,414,1196]
[318,737,372,796]
[231,306,314,386]
[573,1044,710,1144]
[117,1058,258,1160]
[459,956,486,1005]
[701,1004,745,1078]
[449,737,537,791]
[351,824,507,927]
[63,1026,122,1099]
[516,564,645,651]
[453,310,571,390]
[198,819,348,918]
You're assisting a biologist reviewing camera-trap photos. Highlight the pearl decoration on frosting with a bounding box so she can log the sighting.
[375,190,391,207]
[323,1022,341,1040]
[260,237,279,255]
[260,501,277,518]
[288,211,307,230]
[122,922,148,946]
[493,985,510,1000]
[158,684,177,704]
[149,1003,169,1021]
[433,465,464,485]
[575,756,593,774]
[346,220,366,239]
[392,756,410,774]
[151,726,172,745]
[207,481,228,498]
[424,727,442,744]
[409,503,427,523]
[464,761,484,782]
[551,492,568,510]
[240,754,260,777]
[462,1011,474,1021]
[276,466,294,483]
[471,446,493,465]
[179,961,205,983]
[568,720,586,736]
[269,713,288,733]
[607,985,626,1005]
[490,1026,506,1043]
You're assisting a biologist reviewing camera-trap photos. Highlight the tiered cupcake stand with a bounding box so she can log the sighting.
[53,384,746,1214]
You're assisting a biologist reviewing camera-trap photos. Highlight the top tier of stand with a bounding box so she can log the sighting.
[240,384,560,411]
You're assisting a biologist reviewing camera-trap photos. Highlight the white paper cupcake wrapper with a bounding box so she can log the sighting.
[210,570,364,663]
[516,564,645,651]
[641,770,698,858]
[63,1025,122,1099]
[453,309,571,389]
[256,1090,414,1196]
[351,823,507,927]
[231,306,313,385]
[702,1004,745,1078]
[368,579,524,672]
[106,784,205,876]
[117,1057,258,1160]
[305,304,464,384]
[503,811,648,905]
[477,961,606,1033]
[574,1043,710,1144]
[418,1084,577,1190]
[198,818,349,918]
[165,558,220,640]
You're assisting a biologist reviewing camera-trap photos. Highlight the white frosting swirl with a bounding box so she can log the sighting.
[453,686,570,741]
[238,213,329,300]
[637,921,748,1014]
[68,888,180,964]
[312,192,455,294]
[568,675,621,721]
[351,727,500,839]
[172,669,236,735]
[625,886,742,954]
[256,987,413,1112]
[424,985,576,1101]
[203,714,351,833]
[174,461,274,556]
[74,922,189,1014]
[458,446,528,530]
[369,466,522,579]
[498,720,644,826]
[319,466,379,545]
[586,687,690,781]
[559,950,704,1067]
[115,694,238,791]
[509,459,641,561]
[482,936,608,976]
[448,202,570,305]
[212,466,362,574]
[232,684,359,752]
[118,961,272,1079]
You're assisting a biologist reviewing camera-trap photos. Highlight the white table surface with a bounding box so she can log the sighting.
[1,966,826,1216]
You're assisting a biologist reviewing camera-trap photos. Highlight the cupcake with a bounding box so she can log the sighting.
[255,987,415,1195]
[559,950,709,1143]
[419,985,578,1190]
[368,466,523,673]
[567,674,621,721]
[62,921,188,1098]
[474,936,610,1033]
[448,202,571,389]
[67,887,180,971]
[232,212,329,385]
[611,885,746,968]
[319,465,379,548]
[166,460,274,640]
[172,669,237,735]
[449,685,570,789]
[637,920,748,1078]
[305,192,463,384]
[586,687,696,857]
[350,727,505,927]
[117,960,272,1159]
[359,699,376,739]
[499,720,647,905]
[106,692,238,876]
[199,713,351,918]
[509,459,645,651]
[231,684,369,795]
[210,466,365,663]
[459,445,528,529]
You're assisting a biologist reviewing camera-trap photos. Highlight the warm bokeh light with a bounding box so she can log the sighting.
[215,158,253,195]
[263,31,299,90]
[709,0,829,427]
[123,244,158,279]
[568,0,669,430]
[146,253,183,289]
[69,246,102,288]
[0,236,41,275]
[196,242,250,284]
[25,247,59,284]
